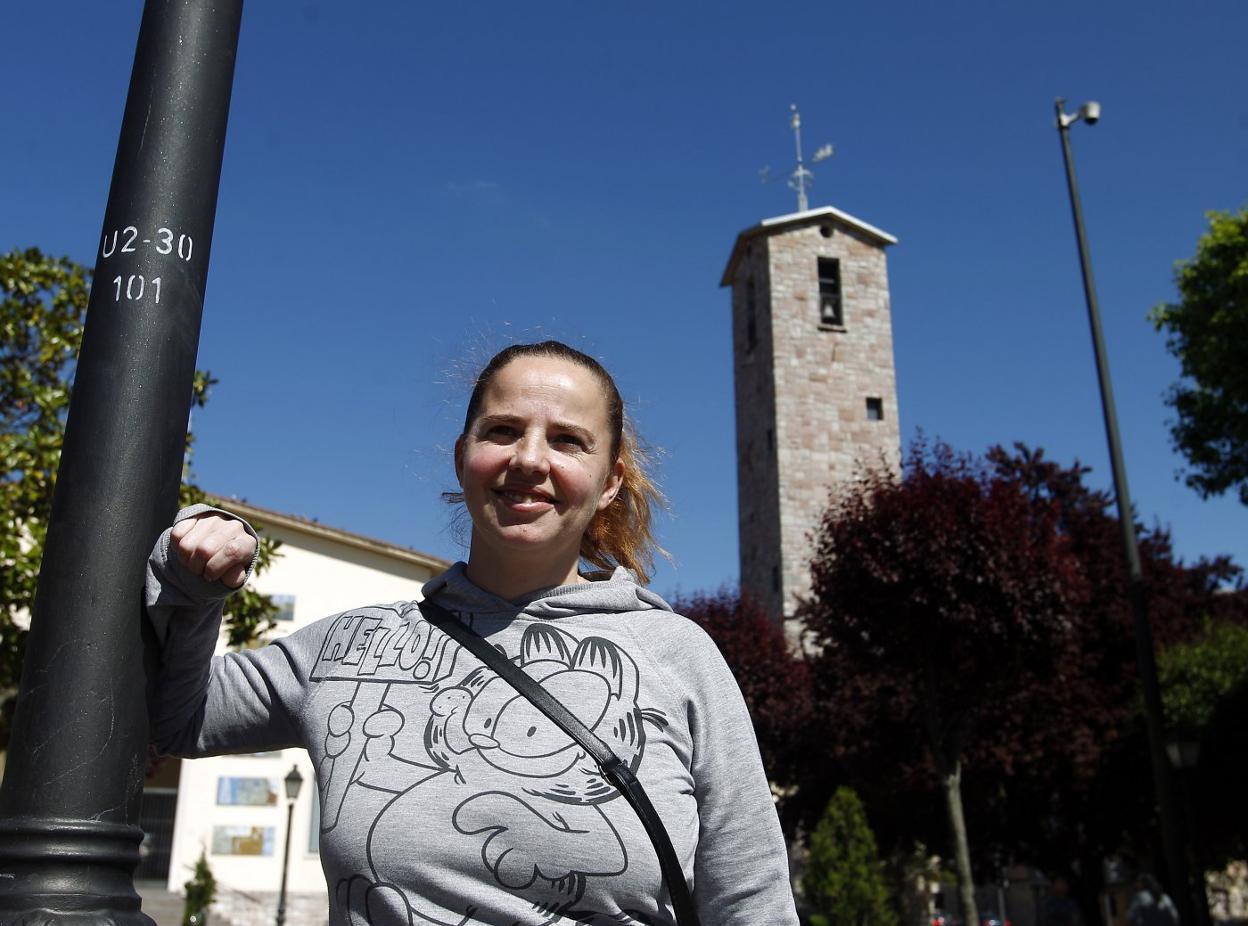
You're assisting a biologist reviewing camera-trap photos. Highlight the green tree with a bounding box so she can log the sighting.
[1158,619,1248,731]
[0,247,278,746]
[803,786,897,926]
[182,849,217,926]
[1157,621,1248,869]
[1150,207,1248,504]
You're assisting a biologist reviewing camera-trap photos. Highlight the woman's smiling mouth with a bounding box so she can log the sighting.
[494,486,557,508]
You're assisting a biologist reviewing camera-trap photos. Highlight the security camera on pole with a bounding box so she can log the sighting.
[1054,96,1197,926]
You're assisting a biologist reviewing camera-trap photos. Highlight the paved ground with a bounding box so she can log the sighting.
[136,881,327,926]
[136,880,185,925]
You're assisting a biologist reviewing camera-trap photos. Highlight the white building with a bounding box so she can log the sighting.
[144,499,449,921]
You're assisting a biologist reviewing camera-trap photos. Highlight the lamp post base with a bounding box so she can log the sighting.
[0,913,153,926]
[0,819,154,926]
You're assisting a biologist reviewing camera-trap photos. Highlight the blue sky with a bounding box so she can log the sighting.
[3,2,1245,600]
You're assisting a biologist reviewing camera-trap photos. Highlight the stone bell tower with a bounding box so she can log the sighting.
[721,118,901,620]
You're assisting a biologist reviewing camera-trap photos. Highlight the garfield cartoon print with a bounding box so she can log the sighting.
[309,603,668,925]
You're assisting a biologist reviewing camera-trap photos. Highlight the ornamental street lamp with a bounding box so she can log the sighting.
[1054,97,1193,926]
[276,765,304,926]
[1166,729,1213,926]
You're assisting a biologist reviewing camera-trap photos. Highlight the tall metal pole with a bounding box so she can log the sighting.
[276,798,295,926]
[1054,98,1194,926]
[0,3,243,923]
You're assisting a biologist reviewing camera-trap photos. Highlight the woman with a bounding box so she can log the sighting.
[149,340,799,925]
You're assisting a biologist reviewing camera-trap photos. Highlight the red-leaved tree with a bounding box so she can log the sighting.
[981,443,1245,883]
[797,440,1246,922]
[799,440,1087,926]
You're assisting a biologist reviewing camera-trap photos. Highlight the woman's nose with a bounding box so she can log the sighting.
[510,433,550,474]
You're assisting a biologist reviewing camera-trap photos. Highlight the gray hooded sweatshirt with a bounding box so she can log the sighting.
[148,506,799,926]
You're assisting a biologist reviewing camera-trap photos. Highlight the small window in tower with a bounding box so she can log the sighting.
[772,566,780,593]
[745,278,757,353]
[817,257,843,327]
[866,397,884,421]
[766,428,774,452]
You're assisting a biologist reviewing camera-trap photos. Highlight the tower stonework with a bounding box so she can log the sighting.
[722,206,901,619]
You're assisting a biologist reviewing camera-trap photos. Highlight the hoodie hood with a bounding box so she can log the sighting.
[421,561,674,621]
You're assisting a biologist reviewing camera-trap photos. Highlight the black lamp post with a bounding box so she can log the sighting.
[1054,97,1193,926]
[276,765,303,926]
[0,3,242,923]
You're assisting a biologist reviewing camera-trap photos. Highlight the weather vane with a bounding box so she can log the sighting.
[760,103,833,212]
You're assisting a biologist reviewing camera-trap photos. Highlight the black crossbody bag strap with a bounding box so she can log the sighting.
[417,598,702,926]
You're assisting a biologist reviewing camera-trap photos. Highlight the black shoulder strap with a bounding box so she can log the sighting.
[417,597,702,926]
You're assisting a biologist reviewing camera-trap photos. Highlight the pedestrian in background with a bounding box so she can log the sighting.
[1127,874,1181,926]
[1043,875,1083,926]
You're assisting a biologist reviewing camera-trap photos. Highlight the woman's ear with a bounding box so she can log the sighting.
[598,457,625,511]
[453,436,465,487]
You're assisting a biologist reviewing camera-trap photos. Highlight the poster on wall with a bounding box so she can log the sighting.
[216,777,278,806]
[211,825,275,856]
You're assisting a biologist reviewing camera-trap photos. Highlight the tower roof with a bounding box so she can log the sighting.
[720,205,898,286]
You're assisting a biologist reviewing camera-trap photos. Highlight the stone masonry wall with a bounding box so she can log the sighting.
[734,217,901,618]
[731,241,784,618]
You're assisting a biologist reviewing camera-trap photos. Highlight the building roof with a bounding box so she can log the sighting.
[205,495,453,573]
[720,205,899,287]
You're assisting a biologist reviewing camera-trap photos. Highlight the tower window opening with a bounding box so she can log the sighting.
[817,257,843,327]
[866,397,884,421]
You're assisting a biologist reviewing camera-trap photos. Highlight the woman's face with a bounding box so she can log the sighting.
[455,355,623,574]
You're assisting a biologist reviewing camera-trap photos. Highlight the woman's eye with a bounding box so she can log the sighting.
[486,425,518,440]
[553,434,585,448]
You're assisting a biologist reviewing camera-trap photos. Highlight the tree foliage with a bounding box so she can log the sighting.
[0,249,88,727]
[673,588,813,835]
[182,849,217,926]
[979,444,1244,895]
[1157,619,1248,866]
[1150,207,1248,504]
[799,439,1087,926]
[1158,619,1248,731]
[796,438,1246,918]
[0,247,278,746]
[803,787,897,926]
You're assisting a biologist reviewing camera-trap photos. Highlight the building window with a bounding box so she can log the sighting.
[771,566,780,593]
[216,777,278,806]
[745,278,757,353]
[817,257,842,327]
[211,825,274,857]
[766,428,774,452]
[866,397,884,421]
[272,594,296,622]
